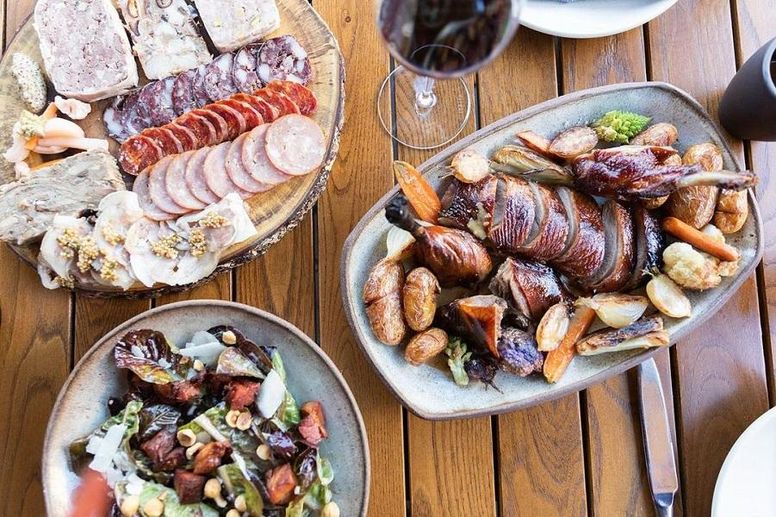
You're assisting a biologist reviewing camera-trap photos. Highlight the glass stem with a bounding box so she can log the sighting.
[413,75,437,115]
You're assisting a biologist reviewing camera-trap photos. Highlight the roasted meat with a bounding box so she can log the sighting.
[587,200,634,293]
[489,258,568,321]
[516,183,569,261]
[623,205,665,290]
[439,175,498,234]
[488,176,536,253]
[551,187,605,279]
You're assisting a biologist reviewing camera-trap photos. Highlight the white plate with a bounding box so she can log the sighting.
[520,0,678,39]
[712,407,776,517]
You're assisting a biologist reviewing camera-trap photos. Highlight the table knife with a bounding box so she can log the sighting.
[637,358,679,517]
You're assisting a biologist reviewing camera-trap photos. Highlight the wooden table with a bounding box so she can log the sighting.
[1,1,775,515]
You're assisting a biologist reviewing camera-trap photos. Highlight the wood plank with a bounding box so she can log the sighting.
[315,2,406,515]
[158,272,232,304]
[648,1,770,514]
[74,298,150,359]
[0,5,70,517]
[733,0,776,405]
[478,28,588,517]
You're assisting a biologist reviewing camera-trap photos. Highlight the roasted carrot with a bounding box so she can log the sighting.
[516,130,552,156]
[543,305,596,384]
[662,216,739,262]
[392,161,441,223]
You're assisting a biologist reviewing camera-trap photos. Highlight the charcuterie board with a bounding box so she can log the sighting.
[0,0,343,298]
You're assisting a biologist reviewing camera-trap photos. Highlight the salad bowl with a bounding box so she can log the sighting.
[42,300,369,516]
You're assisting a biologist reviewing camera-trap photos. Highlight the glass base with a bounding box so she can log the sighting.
[377,66,471,150]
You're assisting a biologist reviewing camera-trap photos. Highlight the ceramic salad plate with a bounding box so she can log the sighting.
[341,81,763,420]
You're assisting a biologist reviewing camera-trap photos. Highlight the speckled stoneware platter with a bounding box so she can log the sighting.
[341,82,764,420]
[42,301,369,516]
[0,0,344,298]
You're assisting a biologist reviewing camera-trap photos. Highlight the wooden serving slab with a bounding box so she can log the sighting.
[0,0,344,298]
[341,82,764,420]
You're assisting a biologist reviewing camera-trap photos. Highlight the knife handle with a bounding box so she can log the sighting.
[655,493,674,517]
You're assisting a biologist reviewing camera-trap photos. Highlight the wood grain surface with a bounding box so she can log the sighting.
[0,1,775,516]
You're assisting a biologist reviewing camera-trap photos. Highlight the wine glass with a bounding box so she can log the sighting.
[377,0,523,150]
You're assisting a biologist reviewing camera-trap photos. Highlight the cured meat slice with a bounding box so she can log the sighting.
[233,44,262,94]
[204,142,249,199]
[166,151,207,210]
[265,115,326,176]
[139,78,177,127]
[119,92,153,137]
[185,147,220,205]
[167,123,198,152]
[204,54,239,102]
[191,64,211,108]
[255,89,300,117]
[104,96,133,142]
[242,124,290,186]
[267,81,317,115]
[186,110,226,145]
[133,169,176,221]
[256,35,312,85]
[149,157,189,215]
[233,93,279,123]
[119,135,164,176]
[144,127,184,155]
[206,103,246,141]
[172,69,198,116]
[218,99,263,129]
[226,133,270,194]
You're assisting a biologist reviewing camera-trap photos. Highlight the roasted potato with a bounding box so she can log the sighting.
[713,189,748,234]
[516,130,552,156]
[642,153,681,209]
[404,328,448,365]
[666,143,722,228]
[548,126,598,160]
[363,259,406,345]
[402,267,441,332]
[630,123,679,146]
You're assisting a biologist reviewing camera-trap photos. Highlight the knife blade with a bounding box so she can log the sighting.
[637,357,679,517]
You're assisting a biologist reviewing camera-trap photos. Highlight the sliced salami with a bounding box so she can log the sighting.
[185,110,224,145]
[191,64,212,108]
[233,93,279,123]
[226,133,270,194]
[204,142,249,199]
[103,96,133,142]
[119,92,152,137]
[256,35,312,85]
[149,157,189,215]
[254,89,300,118]
[242,124,290,186]
[167,123,198,152]
[265,115,325,176]
[267,81,317,115]
[206,103,247,140]
[165,151,207,210]
[172,68,198,116]
[133,169,176,221]
[185,147,220,205]
[233,44,263,94]
[217,99,263,129]
[144,127,184,156]
[204,54,239,102]
[140,78,177,127]
[119,135,164,176]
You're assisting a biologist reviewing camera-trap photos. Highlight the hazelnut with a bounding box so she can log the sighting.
[322,502,341,517]
[193,359,205,372]
[234,494,247,512]
[142,497,164,517]
[236,411,252,431]
[185,442,204,459]
[176,429,197,447]
[119,495,139,517]
[204,478,227,508]
[256,443,272,460]
[222,330,237,345]
[225,510,240,517]
[225,409,241,428]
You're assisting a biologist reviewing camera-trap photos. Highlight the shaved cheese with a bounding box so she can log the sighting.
[192,414,229,442]
[256,369,285,418]
[190,330,219,346]
[88,423,126,473]
[179,342,226,366]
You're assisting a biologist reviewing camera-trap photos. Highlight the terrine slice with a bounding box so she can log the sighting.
[0,150,126,245]
[118,0,212,81]
[194,0,281,53]
[34,0,139,102]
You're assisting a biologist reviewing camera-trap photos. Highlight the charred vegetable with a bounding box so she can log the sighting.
[404,328,449,365]
[576,293,649,329]
[548,126,598,160]
[576,315,668,355]
[465,354,500,389]
[363,258,406,345]
[386,195,493,286]
[437,295,508,358]
[393,161,442,223]
[402,267,441,332]
[497,327,544,376]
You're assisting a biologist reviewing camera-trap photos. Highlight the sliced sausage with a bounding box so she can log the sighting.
[242,124,290,186]
[119,92,153,137]
[218,98,263,129]
[119,135,164,176]
[255,89,300,117]
[265,114,326,176]
[267,81,317,115]
[133,169,176,221]
[166,151,207,210]
[167,123,198,152]
[103,96,133,142]
[185,110,224,146]
[185,147,220,205]
[204,142,249,199]
[204,54,239,102]
[191,64,211,108]
[172,69,198,116]
[256,35,312,85]
[226,133,270,194]
[149,156,189,215]
[144,127,184,156]
[233,93,279,123]
[140,78,177,127]
[233,44,262,94]
[206,103,246,141]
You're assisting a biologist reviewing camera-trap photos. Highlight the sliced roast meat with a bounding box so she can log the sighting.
[551,188,606,281]
[267,81,318,115]
[148,157,188,215]
[166,151,207,210]
[233,44,263,93]
[218,99,264,128]
[439,175,498,233]
[204,54,239,102]
[133,169,176,221]
[144,127,184,156]
[226,133,270,194]
[185,147,220,205]
[587,200,634,293]
[171,68,198,116]
[207,103,246,141]
[191,64,211,108]
[233,92,280,122]
[256,35,312,85]
[119,135,164,176]
[265,114,326,176]
[167,123,198,152]
[489,257,568,321]
[139,78,177,127]
[516,183,569,261]
[488,176,535,254]
[242,124,291,186]
[623,205,665,291]
[204,142,249,199]
[190,109,229,143]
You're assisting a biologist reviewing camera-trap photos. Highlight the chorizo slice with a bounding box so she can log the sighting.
[166,151,207,210]
[232,44,262,93]
[133,169,176,221]
[217,98,263,129]
[143,127,184,156]
[204,142,249,199]
[119,134,164,176]
[233,93,279,123]
[242,124,290,186]
[185,147,220,205]
[265,115,326,176]
[167,123,198,152]
[267,81,317,115]
[254,89,300,118]
[149,156,189,215]
[226,133,271,194]
[205,103,246,141]
[203,54,239,102]
[183,110,223,146]
[172,68,198,116]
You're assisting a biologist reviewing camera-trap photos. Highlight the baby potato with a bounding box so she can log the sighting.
[682,142,724,171]
[404,328,448,365]
[363,259,407,346]
[402,267,441,332]
[666,143,723,228]
[631,123,679,146]
[713,189,748,234]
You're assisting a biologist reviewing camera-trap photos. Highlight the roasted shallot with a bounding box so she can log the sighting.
[576,293,649,329]
[646,273,692,318]
[536,302,570,352]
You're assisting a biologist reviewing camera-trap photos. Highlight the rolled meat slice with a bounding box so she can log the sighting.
[133,169,176,221]
[119,135,164,176]
[166,151,207,210]
[191,64,211,108]
[172,68,198,116]
[265,114,325,176]
[144,127,184,155]
[185,147,220,205]
[189,109,228,144]
[242,124,290,186]
[149,156,189,215]
[226,133,270,194]
[267,81,317,115]
[233,44,262,93]
[204,142,249,199]
[206,103,246,141]
[167,123,198,152]
[218,98,263,128]
[204,54,239,102]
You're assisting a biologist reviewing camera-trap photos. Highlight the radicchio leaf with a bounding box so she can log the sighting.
[217,463,264,517]
[216,347,265,378]
[207,325,274,374]
[265,431,297,461]
[114,330,188,385]
[138,404,182,442]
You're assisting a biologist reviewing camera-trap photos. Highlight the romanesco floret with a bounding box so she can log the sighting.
[592,110,651,144]
[445,337,472,387]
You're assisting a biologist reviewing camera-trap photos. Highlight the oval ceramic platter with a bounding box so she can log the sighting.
[0,0,343,298]
[42,301,369,516]
[341,82,763,420]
